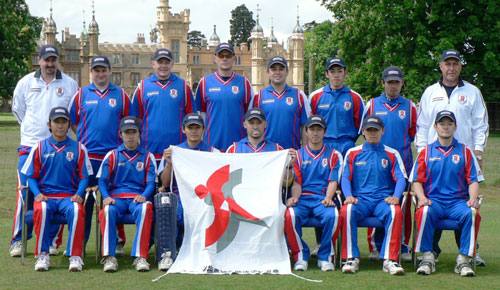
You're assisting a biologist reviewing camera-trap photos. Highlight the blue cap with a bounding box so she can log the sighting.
[49,107,69,121]
[153,48,173,61]
[38,45,59,59]
[267,56,288,68]
[326,57,346,70]
[183,113,205,126]
[435,110,456,124]
[120,116,140,131]
[215,43,235,55]
[382,66,403,82]
[91,55,111,69]
[362,115,384,130]
[306,115,326,129]
[245,108,266,121]
[440,49,462,62]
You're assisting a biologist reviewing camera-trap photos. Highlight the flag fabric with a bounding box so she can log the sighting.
[168,147,292,275]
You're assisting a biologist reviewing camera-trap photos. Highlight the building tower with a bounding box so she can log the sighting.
[268,18,278,46]
[208,25,220,48]
[43,0,57,45]
[290,7,305,91]
[88,1,99,57]
[80,10,90,86]
[249,4,265,90]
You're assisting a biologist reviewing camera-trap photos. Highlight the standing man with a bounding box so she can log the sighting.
[10,45,78,257]
[253,56,310,150]
[309,57,364,156]
[132,48,195,162]
[69,55,132,246]
[362,66,417,261]
[284,115,343,272]
[195,43,254,151]
[21,107,92,271]
[415,49,488,265]
[411,110,482,276]
[340,115,406,275]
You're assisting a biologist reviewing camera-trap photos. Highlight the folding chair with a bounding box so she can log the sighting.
[21,184,93,265]
[411,192,483,271]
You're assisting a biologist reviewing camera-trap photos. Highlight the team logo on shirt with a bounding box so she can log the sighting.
[452,154,460,164]
[232,86,239,95]
[381,159,388,168]
[56,87,64,96]
[286,97,294,106]
[398,110,406,119]
[109,98,117,107]
[344,101,352,111]
[322,158,328,168]
[458,95,467,104]
[66,152,74,162]
[170,89,178,98]
[136,162,144,172]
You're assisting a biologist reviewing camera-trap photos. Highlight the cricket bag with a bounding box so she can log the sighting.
[154,192,178,261]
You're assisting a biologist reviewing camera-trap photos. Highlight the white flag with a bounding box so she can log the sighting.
[168,147,292,275]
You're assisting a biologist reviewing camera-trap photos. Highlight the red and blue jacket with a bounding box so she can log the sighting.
[226,137,283,153]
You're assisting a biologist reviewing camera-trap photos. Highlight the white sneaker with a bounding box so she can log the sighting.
[133,257,150,272]
[49,246,59,256]
[475,253,486,266]
[318,260,334,271]
[102,256,118,272]
[115,242,125,257]
[342,258,359,273]
[69,256,84,272]
[383,260,405,275]
[401,252,412,262]
[416,263,432,275]
[158,251,174,271]
[35,252,50,271]
[10,241,22,257]
[416,252,435,275]
[310,244,320,257]
[368,250,380,261]
[293,260,308,271]
[455,254,475,277]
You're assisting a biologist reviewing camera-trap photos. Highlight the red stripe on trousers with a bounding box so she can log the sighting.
[284,208,300,262]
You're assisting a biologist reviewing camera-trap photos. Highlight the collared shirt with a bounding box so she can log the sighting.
[12,70,78,147]
[69,82,131,160]
[409,138,483,202]
[226,137,283,153]
[253,85,310,149]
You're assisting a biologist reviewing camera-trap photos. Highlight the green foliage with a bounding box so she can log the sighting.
[313,0,500,102]
[187,30,206,48]
[0,0,42,111]
[229,4,255,46]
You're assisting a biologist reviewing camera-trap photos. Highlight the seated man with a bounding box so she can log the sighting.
[21,107,92,271]
[284,115,342,272]
[340,115,406,275]
[410,110,483,276]
[98,116,156,272]
[158,113,219,271]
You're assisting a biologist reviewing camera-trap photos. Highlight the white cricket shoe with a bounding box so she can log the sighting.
[102,256,118,272]
[475,253,486,266]
[342,258,359,274]
[115,242,125,256]
[401,252,412,262]
[416,252,435,275]
[49,246,59,256]
[69,256,84,272]
[293,260,308,271]
[455,254,475,277]
[158,251,174,271]
[133,257,150,272]
[310,244,320,257]
[10,241,22,257]
[318,260,334,272]
[35,252,50,271]
[383,260,405,275]
[368,249,380,261]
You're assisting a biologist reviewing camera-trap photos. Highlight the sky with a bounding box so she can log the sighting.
[25,0,333,44]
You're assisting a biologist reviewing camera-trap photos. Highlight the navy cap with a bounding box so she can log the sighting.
[91,55,111,69]
[325,57,346,70]
[153,48,173,61]
[440,49,462,62]
[362,115,384,130]
[382,66,403,82]
[305,115,326,129]
[245,108,266,121]
[215,43,235,55]
[120,116,140,131]
[435,110,456,124]
[49,107,70,121]
[38,45,59,59]
[183,113,205,127]
[267,56,288,69]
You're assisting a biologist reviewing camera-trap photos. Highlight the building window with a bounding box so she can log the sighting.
[193,55,200,65]
[32,54,39,65]
[111,72,121,85]
[171,39,180,62]
[68,72,80,85]
[66,50,79,62]
[131,73,140,86]
[131,54,139,65]
[235,56,241,65]
[112,54,121,64]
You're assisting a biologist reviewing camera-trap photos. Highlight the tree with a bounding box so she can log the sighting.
[188,30,205,48]
[315,0,500,101]
[229,4,256,46]
[0,0,42,111]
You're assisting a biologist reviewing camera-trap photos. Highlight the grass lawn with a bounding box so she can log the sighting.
[1,125,499,289]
